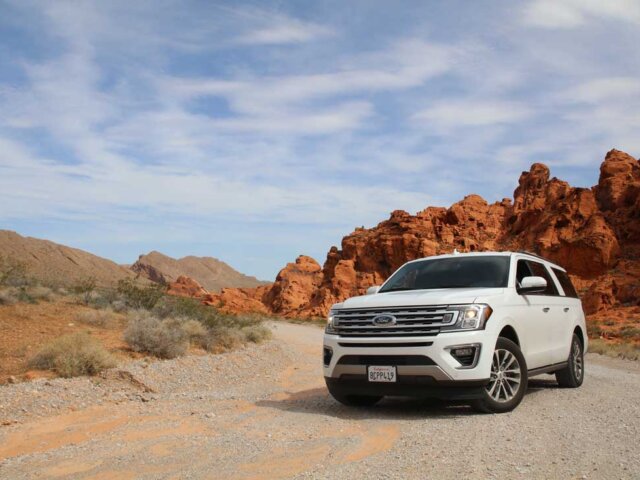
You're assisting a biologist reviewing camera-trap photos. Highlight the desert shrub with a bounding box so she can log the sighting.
[618,326,640,339]
[588,338,640,361]
[0,287,19,306]
[124,311,189,358]
[117,279,165,310]
[587,323,603,338]
[72,277,97,305]
[75,309,120,328]
[25,285,54,302]
[29,332,116,377]
[205,327,246,352]
[242,324,272,343]
[181,319,208,344]
[0,256,28,287]
[204,323,272,353]
[110,299,128,313]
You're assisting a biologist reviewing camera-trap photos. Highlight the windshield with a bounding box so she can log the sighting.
[379,256,510,292]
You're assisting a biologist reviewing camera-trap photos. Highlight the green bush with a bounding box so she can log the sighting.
[29,332,116,377]
[117,278,165,310]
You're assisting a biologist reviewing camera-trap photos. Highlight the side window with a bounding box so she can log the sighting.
[526,261,559,296]
[515,260,532,286]
[552,268,579,298]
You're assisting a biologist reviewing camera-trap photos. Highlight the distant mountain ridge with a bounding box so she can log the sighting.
[0,230,265,291]
[131,251,267,292]
[0,230,134,287]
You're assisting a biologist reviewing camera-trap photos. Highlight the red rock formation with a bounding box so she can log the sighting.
[203,285,271,315]
[263,256,323,316]
[178,150,640,341]
[167,275,209,299]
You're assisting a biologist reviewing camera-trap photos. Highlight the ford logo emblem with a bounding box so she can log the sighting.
[372,314,397,326]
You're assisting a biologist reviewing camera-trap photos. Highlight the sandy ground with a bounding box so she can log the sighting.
[1,322,639,480]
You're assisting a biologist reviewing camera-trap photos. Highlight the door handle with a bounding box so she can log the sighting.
[563,307,569,312]
[542,307,550,313]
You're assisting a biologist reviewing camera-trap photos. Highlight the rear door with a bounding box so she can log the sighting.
[550,267,582,363]
[513,259,555,368]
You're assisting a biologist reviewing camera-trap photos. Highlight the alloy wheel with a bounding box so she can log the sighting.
[572,339,583,380]
[486,348,522,403]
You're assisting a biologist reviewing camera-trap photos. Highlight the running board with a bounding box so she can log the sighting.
[528,361,568,377]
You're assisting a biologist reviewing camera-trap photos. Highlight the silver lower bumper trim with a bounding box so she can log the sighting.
[329,364,452,381]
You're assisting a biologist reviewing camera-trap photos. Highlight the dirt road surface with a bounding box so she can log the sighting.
[1,322,639,479]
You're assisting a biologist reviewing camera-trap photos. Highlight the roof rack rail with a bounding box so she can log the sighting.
[517,250,551,262]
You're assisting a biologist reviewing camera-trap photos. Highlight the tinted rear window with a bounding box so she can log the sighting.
[379,256,510,292]
[516,260,559,296]
[552,268,579,298]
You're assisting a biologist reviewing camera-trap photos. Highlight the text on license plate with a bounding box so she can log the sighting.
[367,366,397,382]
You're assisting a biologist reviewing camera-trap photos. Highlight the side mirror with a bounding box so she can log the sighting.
[366,285,380,295]
[519,276,547,294]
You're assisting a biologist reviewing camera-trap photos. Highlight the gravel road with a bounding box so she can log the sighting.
[1,322,639,480]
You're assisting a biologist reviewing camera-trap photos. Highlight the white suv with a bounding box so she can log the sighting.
[323,251,587,413]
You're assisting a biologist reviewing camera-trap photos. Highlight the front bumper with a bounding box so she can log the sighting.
[323,331,493,398]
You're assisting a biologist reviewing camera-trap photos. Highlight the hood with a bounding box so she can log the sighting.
[340,288,505,309]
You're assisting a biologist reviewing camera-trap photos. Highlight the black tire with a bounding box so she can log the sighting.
[472,337,528,414]
[555,334,584,388]
[326,384,382,407]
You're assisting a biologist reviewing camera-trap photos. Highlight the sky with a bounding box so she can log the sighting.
[0,0,639,280]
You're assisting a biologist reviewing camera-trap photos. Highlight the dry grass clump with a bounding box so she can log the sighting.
[124,304,273,358]
[588,338,640,361]
[0,287,19,306]
[25,285,54,302]
[205,324,272,353]
[242,324,272,343]
[29,332,117,377]
[124,311,189,359]
[75,308,121,328]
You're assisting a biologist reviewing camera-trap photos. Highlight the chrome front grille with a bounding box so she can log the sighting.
[332,306,456,337]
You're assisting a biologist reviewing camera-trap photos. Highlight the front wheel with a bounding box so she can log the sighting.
[472,337,528,414]
[555,334,584,388]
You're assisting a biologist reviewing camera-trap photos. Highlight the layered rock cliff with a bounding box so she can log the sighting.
[174,149,639,340]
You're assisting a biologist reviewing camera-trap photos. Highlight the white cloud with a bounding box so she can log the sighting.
[564,77,640,103]
[413,100,532,132]
[522,0,640,29]
[236,22,334,45]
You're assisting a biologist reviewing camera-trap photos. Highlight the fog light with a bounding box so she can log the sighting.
[323,347,333,366]
[448,344,480,368]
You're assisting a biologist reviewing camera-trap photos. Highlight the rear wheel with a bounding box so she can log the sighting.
[555,334,584,388]
[472,337,528,414]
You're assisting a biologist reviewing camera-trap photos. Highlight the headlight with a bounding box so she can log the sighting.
[441,304,493,332]
[326,309,338,333]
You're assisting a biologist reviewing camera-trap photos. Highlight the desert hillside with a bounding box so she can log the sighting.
[0,230,135,287]
[203,149,640,340]
[131,251,266,292]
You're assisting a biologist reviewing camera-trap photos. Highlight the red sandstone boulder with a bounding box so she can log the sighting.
[167,275,209,299]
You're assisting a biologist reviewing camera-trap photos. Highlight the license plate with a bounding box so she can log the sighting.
[367,366,397,382]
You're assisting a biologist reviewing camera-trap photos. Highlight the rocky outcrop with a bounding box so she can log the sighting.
[183,150,640,341]
[131,251,266,292]
[166,275,209,300]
